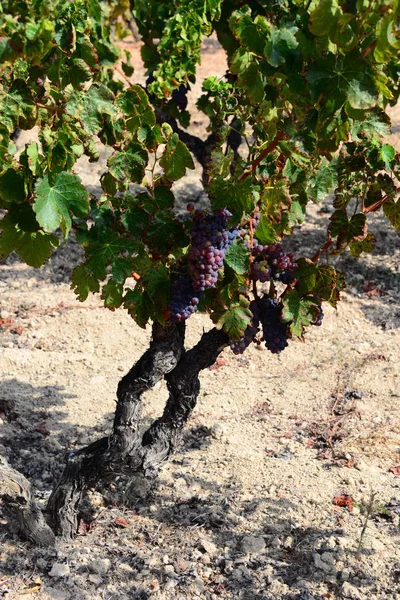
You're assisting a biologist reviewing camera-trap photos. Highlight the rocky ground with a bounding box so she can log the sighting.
[0,34,400,600]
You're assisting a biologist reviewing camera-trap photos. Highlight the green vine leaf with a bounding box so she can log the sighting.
[383,199,400,231]
[224,244,250,275]
[282,291,319,339]
[214,302,252,340]
[159,133,195,181]
[0,214,59,267]
[34,172,89,236]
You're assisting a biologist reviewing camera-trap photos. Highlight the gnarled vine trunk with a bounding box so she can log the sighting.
[46,322,229,539]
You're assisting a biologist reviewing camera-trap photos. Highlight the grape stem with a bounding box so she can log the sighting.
[239,131,285,183]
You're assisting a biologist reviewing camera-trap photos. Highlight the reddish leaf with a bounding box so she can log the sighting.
[209,357,228,370]
[362,281,385,296]
[77,518,94,535]
[114,517,129,528]
[333,494,354,510]
[389,465,400,476]
[34,421,50,436]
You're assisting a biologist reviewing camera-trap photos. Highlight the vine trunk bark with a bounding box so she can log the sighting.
[46,323,229,539]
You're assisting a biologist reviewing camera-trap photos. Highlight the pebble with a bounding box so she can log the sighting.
[199,538,218,555]
[211,424,225,439]
[342,582,363,599]
[314,553,333,573]
[341,568,351,581]
[88,574,103,585]
[240,535,266,554]
[89,558,111,575]
[368,537,385,552]
[48,563,71,578]
[325,536,337,550]
[351,506,361,516]
[270,536,282,548]
[45,587,70,600]
[284,535,294,549]
[321,551,335,565]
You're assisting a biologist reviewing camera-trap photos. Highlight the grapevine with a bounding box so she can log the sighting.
[0,0,398,542]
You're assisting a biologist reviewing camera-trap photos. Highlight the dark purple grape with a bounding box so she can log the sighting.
[258,296,290,354]
[250,244,296,284]
[311,305,324,326]
[188,209,237,292]
[172,84,189,111]
[170,276,202,322]
[250,260,271,283]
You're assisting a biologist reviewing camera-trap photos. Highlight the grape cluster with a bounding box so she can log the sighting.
[239,207,261,250]
[258,297,290,354]
[188,209,237,292]
[251,244,296,284]
[311,305,324,326]
[170,276,202,322]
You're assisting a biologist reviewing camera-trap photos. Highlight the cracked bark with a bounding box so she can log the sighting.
[47,321,185,538]
[46,323,229,539]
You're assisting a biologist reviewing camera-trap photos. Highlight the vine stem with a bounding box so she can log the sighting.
[239,131,285,183]
[36,103,65,113]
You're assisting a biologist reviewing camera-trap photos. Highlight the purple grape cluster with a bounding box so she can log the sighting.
[188,209,237,292]
[250,260,271,283]
[258,297,290,354]
[251,244,296,284]
[170,276,202,322]
[231,296,291,355]
[311,305,324,326]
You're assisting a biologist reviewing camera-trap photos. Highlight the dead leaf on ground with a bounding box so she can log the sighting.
[333,494,354,510]
[114,517,129,528]
[34,421,50,436]
[20,576,42,595]
[389,465,400,476]
[209,357,228,370]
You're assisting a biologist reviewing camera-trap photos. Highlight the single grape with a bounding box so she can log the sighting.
[311,305,324,326]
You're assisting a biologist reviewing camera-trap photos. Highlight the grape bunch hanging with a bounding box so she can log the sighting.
[170,207,324,355]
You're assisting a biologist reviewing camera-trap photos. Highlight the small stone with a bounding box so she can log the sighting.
[342,582,363,599]
[321,552,335,565]
[211,424,225,439]
[199,539,218,555]
[351,506,361,516]
[368,537,385,552]
[326,536,337,550]
[164,579,178,590]
[88,574,103,585]
[174,557,191,572]
[48,563,70,578]
[270,536,282,548]
[240,535,266,554]
[191,578,206,596]
[314,553,333,573]
[284,535,294,549]
[45,587,70,600]
[89,558,111,575]
[341,568,351,581]
[164,564,176,577]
